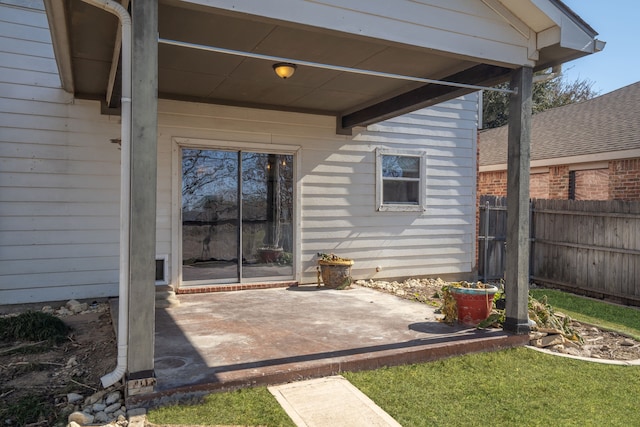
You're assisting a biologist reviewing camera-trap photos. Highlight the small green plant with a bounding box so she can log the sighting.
[439,285,457,324]
[0,311,70,344]
[278,251,293,265]
[317,252,353,263]
[0,394,53,426]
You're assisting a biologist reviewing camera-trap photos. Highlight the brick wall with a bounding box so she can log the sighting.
[530,173,549,199]
[477,171,507,197]
[547,166,570,199]
[575,169,609,200]
[478,159,640,201]
[610,159,640,201]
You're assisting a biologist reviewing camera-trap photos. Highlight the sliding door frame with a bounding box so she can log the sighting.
[171,137,302,289]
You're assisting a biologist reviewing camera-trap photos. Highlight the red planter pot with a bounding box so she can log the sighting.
[450,285,499,326]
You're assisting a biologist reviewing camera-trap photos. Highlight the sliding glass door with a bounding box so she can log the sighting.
[181,148,294,284]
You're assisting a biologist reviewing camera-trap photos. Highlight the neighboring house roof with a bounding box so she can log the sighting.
[479,81,640,169]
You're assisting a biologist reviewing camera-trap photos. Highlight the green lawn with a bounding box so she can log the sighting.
[148,289,640,427]
[345,347,640,427]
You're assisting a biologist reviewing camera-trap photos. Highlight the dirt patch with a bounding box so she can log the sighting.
[0,300,117,426]
[355,278,640,362]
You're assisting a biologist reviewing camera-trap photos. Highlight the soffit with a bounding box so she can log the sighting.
[54,0,601,131]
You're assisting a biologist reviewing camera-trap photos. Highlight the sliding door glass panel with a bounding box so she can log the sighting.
[181,149,238,283]
[242,153,294,279]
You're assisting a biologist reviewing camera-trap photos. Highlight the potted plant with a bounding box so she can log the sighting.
[317,253,354,289]
[441,281,499,326]
[258,245,284,263]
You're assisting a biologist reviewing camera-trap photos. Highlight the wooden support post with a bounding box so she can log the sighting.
[504,66,532,335]
[127,0,158,394]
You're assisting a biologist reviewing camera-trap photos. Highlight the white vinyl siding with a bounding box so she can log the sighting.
[1,0,478,303]
[0,1,122,303]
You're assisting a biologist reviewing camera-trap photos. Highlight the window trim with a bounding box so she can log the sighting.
[376,148,427,212]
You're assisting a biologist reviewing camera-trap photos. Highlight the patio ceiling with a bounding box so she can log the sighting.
[46,0,602,132]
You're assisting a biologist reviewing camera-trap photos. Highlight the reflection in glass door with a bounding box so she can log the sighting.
[181,148,293,284]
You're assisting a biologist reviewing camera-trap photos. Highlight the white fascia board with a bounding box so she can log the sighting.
[531,0,603,54]
[185,0,535,66]
[43,0,74,92]
[479,148,640,172]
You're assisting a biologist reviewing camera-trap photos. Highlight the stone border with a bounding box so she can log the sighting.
[525,345,640,366]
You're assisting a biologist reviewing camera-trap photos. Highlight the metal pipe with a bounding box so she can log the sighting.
[80,0,132,388]
[159,38,516,95]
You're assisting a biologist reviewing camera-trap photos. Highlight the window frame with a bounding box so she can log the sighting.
[375,148,427,212]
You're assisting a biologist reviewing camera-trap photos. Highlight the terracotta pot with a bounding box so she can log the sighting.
[318,259,354,289]
[258,248,283,263]
[450,285,499,326]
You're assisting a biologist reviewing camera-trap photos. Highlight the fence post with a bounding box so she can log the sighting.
[483,201,490,282]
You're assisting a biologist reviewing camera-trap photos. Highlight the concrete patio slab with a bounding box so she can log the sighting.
[128,285,528,405]
[269,375,401,427]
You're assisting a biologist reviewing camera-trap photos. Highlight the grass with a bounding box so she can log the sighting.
[530,288,640,340]
[147,289,640,426]
[345,347,640,427]
[146,386,295,426]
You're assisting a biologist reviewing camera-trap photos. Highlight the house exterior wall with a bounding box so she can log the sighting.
[1,1,480,303]
[159,94,479,286]
[610,159,640,201]
[575,169,608,200]
[0,1,123,304]
[478,160,640,201]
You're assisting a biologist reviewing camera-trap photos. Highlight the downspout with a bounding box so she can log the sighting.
[80,0,132,388]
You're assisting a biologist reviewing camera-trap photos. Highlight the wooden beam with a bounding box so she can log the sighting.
[337,64,512,133]
[504,66,533,335]
[127,0,158,391]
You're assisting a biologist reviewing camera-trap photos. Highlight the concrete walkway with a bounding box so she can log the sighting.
[269,375,401,427]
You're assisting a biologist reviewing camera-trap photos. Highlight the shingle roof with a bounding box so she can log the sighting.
[479,81,640,166]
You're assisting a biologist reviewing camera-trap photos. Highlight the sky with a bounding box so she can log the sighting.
[560,0,640,95]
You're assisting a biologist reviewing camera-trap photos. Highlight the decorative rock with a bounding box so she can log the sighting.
[114,409,127,419]
[92,402,107,412]
[531,334,564,348]
[621,338,636,347]
[67,422,81,427]
[68,411,94,425]
[66,299,89,314]
[94,411,109,423]
[67,393,83,404]
[529,331,547,340]
[85,389,107,405]
[105,402,121,413]
[57,307,73,316]
[105,391,121,405]
[42,305,54,314]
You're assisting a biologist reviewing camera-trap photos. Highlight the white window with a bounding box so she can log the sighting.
[376,149,426,212]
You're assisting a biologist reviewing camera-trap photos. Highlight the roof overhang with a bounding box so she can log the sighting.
[44,0,603,134]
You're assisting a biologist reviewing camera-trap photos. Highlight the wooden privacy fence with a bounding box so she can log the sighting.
[478,196,509,281]
[478,198,640,306]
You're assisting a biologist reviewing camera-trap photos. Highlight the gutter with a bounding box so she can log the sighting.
[79,0,132,388]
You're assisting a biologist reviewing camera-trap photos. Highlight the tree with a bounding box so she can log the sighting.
[482,70,599,129]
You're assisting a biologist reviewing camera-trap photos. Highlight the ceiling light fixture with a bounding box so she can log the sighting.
[273,63,297,79]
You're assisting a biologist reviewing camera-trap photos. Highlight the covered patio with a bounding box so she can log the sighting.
[44,0,603,396]
[125,284,528,404]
